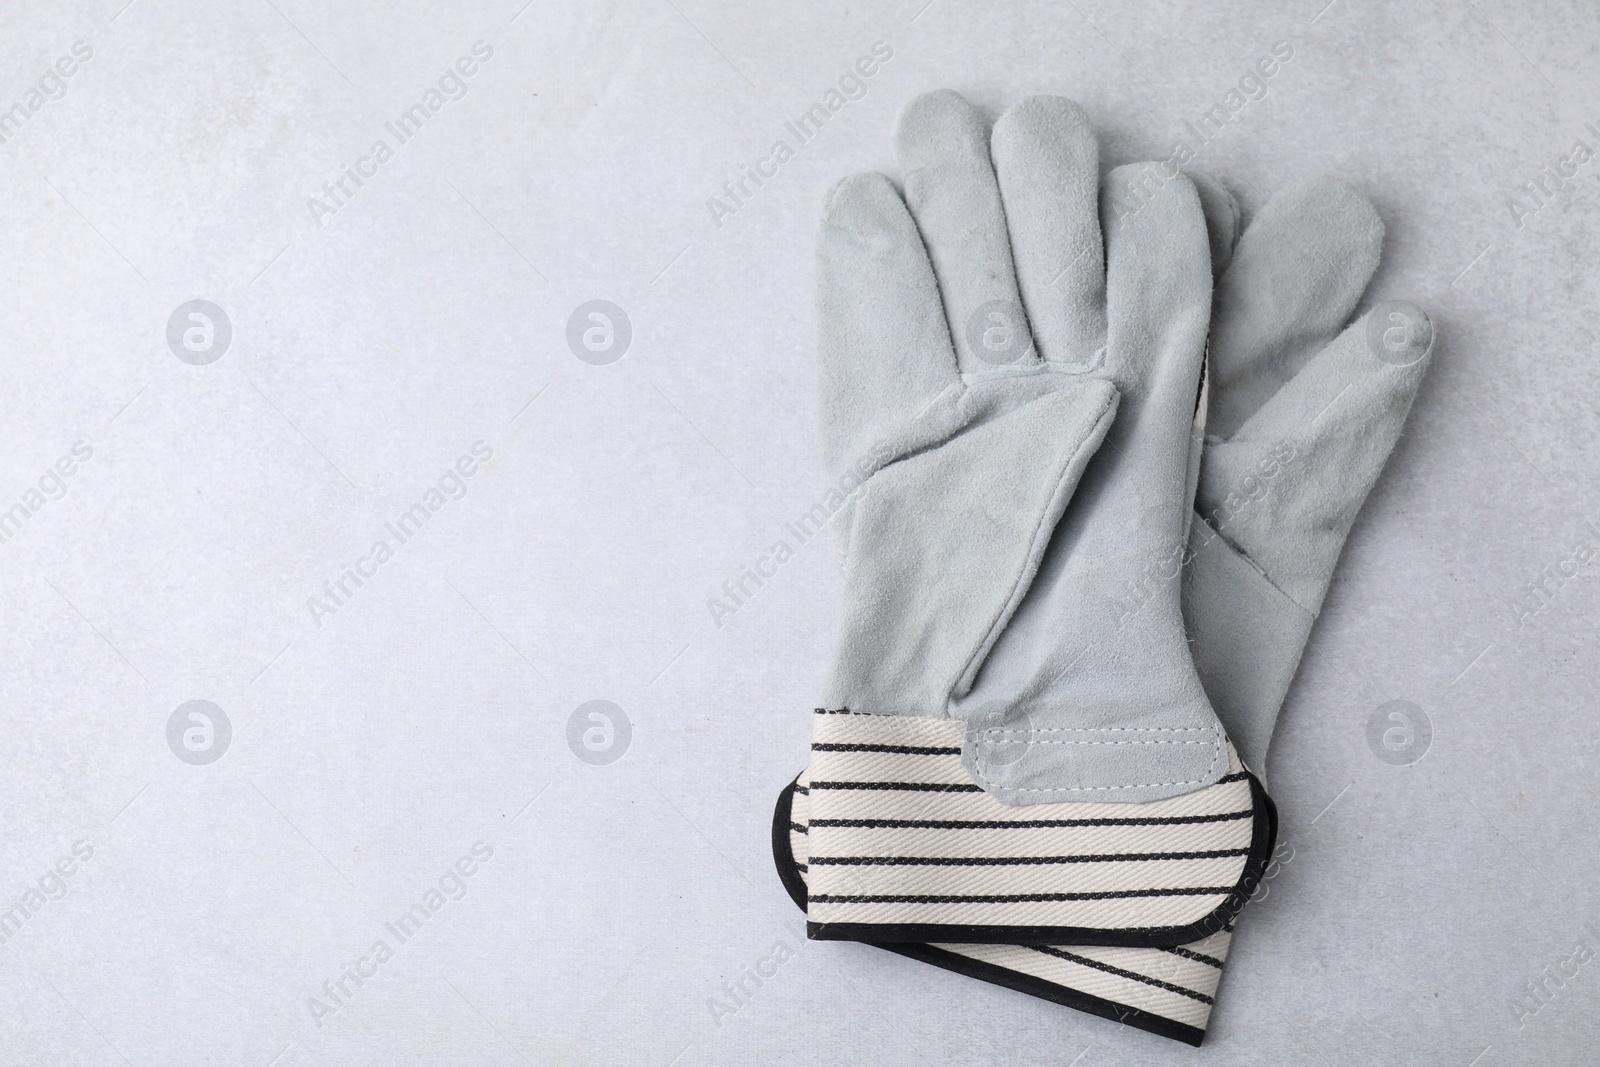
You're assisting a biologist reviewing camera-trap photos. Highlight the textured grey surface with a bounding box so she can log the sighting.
[1,1,1597,1064]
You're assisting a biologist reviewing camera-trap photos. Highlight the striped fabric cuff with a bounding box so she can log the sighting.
[805,710,1274,946]
[775,770,1238,1046]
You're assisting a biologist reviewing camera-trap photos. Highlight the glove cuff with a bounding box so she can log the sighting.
[774,766,1241,1047]
[803,709,1275,945]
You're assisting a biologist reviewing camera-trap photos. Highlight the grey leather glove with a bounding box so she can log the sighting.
[776,165,1434,1044]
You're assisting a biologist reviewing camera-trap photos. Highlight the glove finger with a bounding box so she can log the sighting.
[1184,168,1241,279]
[816,171,960,484]
[1207,175,1384,439]
[989,95,1107,368]
[895,89,1038,373]
[1196,300,1434,615]
[1102,163,1213,403]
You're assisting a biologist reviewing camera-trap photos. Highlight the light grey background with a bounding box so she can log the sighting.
[1,0,1597,1063]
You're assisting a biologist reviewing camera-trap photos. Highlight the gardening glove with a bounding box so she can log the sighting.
[776,168,1434,1044]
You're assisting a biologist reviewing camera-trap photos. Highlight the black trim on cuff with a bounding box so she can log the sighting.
[882,942,1206,1046]
[772,777,810,912]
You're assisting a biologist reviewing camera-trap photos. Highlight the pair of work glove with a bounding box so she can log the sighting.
[769,89,1434,1045]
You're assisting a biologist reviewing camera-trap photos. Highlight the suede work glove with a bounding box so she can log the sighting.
[775,162,1434,1045]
